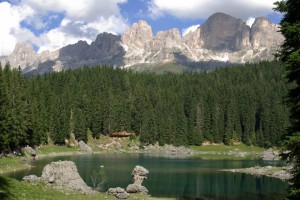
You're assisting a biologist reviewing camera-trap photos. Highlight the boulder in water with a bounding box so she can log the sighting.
[126,165,149,194]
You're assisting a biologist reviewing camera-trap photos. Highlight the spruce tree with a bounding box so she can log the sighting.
[274,0,300,198]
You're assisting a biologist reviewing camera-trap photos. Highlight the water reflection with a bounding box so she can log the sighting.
[7,153,287,199]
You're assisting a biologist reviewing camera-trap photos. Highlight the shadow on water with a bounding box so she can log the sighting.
[0,176,13,200]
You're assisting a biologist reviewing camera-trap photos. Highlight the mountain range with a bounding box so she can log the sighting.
[0,12,283,75]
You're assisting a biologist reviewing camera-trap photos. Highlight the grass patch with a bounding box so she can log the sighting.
[35,145,78,155]
[0,145,80,174]
[0,176,174,200]
[0,157,28,174]
[152,62,184,74]
[265,167,282,174]
[87,135,140,152]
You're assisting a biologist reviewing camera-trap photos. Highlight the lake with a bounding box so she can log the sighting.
[7,153,288,200]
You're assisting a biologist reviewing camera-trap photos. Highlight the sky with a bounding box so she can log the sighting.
[0,0,283,56]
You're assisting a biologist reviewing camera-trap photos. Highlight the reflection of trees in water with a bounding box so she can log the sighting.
[0,176,12,199]
[148,170,287,200]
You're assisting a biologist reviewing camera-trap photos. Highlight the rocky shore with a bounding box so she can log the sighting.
[222,165,292,181]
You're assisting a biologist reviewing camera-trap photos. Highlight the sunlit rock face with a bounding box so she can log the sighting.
[1,12,284,75]
[250,17,283,50]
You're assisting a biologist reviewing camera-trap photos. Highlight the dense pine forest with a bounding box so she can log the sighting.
[0,61,290,153]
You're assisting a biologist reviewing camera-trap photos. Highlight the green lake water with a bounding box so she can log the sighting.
[7,153,288,200]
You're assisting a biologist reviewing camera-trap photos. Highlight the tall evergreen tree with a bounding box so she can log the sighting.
[274,0,300,198]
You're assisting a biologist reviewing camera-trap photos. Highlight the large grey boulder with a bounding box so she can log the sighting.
[126,165,149,194]
[107,187,130,199]
[78,140,93,155]
[126,184,148,194]
[23,146,36,157]
[23,161,96,194]
[41,161,95,194]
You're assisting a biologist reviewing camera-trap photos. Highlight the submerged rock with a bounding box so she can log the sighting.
[223,165,292,181]
[126,165,149,194]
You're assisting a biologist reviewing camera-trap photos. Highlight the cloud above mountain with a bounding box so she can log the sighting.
[0,0,281,56]
[0,0,128,55]
[148,0,277,19]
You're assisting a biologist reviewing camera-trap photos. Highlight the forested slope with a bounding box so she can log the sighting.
[0,62,290,152]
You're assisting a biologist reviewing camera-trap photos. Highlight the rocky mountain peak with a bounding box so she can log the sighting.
[183,27,202,51]
[250,17,283,49]
[201,12,250,51]
[13,43,35,55]
[122,20,153,48]
[154,28,182,49]
[3,43,38,70]
[1,12,284,75]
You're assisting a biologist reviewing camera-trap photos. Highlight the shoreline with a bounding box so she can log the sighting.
[0,143,272,176]
[0,144,289,200]
[221,165,292,181]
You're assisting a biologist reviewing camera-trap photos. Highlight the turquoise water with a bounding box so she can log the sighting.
[8,153,288,199]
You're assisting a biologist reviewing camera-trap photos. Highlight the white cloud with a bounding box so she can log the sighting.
[22,0,127,21]
[246,17,256,27]
[38,16,128,53]
[148,0,277,20]
[182,24,200,36]
[0,0,128,56]
[0,2,37,55]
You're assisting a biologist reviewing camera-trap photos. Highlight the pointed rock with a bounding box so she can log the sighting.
[122,20,153,48]
[8,43,38,70]
[250,17,284,49]
[151,28,182,50]
[183,26,202,50]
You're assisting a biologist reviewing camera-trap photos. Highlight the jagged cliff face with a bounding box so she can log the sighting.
[250,17,283,49]
[200,12,251,51]
[0,12,284,74]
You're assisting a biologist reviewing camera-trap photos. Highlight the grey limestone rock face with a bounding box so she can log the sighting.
[0,43,38,71]
[2,12,284,74]
[200,12,251,51]
[250,17,284,50]
[121,20,153,49]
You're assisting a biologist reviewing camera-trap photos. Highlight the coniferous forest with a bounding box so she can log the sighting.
[0,61,290,152]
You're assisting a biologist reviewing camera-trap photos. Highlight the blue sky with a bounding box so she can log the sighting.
[0,0,282,56]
